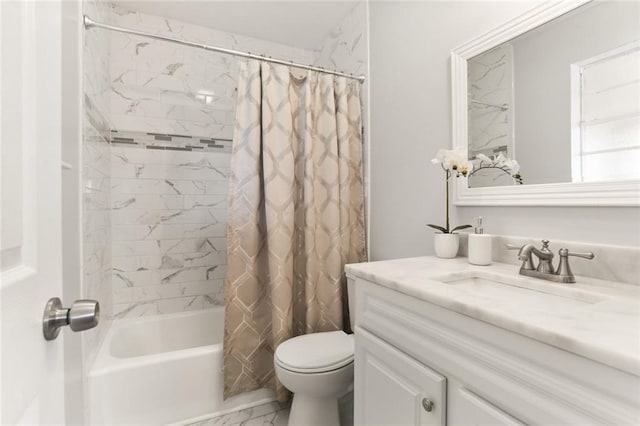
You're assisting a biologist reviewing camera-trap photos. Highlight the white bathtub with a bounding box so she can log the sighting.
[88,308,275,425]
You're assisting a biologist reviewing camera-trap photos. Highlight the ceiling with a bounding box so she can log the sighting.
[114,1,360,49]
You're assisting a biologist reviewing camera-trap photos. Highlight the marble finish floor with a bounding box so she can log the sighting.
[188,401,290,426]
[187,390,352,426]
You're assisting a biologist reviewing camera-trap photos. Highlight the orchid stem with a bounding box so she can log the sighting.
[445,170,450,233]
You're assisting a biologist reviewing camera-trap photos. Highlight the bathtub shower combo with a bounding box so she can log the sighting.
[83,3,367,425]
[89,308,226,425]
[89,308,274,425]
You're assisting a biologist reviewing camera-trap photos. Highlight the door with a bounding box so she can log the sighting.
[1,1,65,424]
[355,328,447,426]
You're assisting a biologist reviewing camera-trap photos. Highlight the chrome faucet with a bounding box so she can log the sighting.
[507,240,594,283]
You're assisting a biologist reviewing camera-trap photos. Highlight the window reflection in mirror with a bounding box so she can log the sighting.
[467,1,640,188]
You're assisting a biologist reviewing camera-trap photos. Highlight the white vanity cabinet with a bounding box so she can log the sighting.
[448,386,524,426]
[356,328,446,426]
[351,277,640,426]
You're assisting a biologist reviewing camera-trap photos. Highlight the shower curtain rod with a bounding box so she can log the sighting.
[83,15,366,83]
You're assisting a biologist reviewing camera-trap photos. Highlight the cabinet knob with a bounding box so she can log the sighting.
[422,398,434,412]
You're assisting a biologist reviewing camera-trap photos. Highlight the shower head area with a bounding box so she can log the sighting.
[79,1,368,424]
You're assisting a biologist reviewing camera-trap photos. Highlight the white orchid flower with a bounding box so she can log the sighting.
[431,149,448,165]
[475,153,492,163]
[428,147,474,235]
[432,148,470,172]
[494,152,507,167]
[506,159,520,174]
[469,151,523,183]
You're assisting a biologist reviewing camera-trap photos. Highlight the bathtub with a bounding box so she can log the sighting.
[88,308,276,425]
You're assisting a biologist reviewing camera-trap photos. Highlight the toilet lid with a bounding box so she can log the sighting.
[275,331,354,373]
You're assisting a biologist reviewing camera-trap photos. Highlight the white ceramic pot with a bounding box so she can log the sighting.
[434,233,459,258]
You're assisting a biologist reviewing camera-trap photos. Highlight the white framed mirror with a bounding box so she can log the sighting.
[451,0,640,206]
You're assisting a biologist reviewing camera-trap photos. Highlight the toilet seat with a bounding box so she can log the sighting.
[275,331,354,374]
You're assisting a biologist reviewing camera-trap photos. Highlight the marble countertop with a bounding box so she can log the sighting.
[345,256,640,376]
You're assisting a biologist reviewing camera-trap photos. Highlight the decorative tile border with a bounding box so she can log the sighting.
[110,129,233,153]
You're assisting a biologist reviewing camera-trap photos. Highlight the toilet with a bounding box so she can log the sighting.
[274,278,357,426]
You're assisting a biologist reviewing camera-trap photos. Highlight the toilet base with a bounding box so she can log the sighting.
[289,394,340,426]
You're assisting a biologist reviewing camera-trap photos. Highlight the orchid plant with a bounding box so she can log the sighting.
[428,149,473,234]
[428,149,524,234]
[471,153,523,184]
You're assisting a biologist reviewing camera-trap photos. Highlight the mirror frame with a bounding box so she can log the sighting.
[451,0,640,206]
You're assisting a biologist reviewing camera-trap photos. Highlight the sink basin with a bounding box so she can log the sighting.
[433,271,607,310]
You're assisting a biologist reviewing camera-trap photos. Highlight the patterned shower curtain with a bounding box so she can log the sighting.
[223,60,367,401]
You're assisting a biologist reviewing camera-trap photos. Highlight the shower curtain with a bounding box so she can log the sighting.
[223,60,367,401]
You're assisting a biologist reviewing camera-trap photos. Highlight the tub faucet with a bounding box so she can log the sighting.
[507,240,594,284]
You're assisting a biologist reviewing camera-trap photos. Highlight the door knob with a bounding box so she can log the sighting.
[43,297,100,341]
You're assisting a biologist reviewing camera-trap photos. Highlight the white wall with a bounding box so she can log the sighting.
[368,1,640,261]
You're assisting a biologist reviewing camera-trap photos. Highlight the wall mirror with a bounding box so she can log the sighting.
[451,1,640,206]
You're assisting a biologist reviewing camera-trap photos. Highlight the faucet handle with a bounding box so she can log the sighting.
[561,249,595,260]
[535,240,554,273]
[556,248,595,283]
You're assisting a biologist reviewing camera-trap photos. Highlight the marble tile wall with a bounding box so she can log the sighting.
[109,5,316,139]
[109,133,231,318]
[105,5,369,317]
[106,8,318,318]
[82,0,112,359]
[313,1,367,77]
[467,43,515,188]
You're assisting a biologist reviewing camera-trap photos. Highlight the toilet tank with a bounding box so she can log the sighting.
[347,276,356,331]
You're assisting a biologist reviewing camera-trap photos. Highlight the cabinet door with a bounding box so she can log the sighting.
[355,328,446,426]
[449,387,526,426]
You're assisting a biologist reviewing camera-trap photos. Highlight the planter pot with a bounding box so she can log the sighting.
[434,233,459,258]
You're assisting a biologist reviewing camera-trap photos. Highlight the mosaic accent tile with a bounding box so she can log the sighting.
[111,129,233,153]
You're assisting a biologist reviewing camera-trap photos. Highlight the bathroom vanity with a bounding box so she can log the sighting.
[346,257,640,425]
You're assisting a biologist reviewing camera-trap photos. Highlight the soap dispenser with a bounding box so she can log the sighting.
[468,217,492,266]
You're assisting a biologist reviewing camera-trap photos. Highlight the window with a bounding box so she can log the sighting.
[571,42,640,183]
